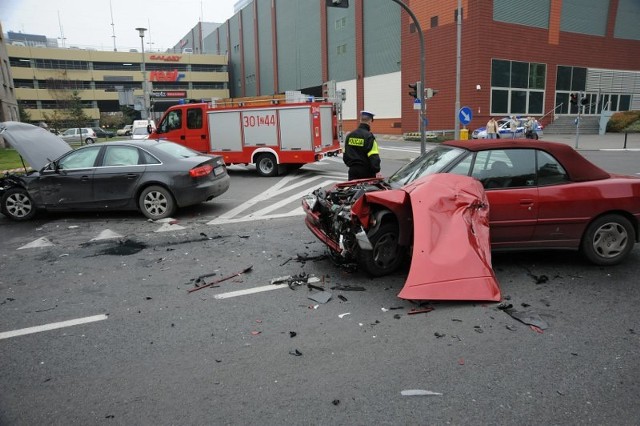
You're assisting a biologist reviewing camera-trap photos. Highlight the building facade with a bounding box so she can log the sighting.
[0,24,19,124]
[6,44,229,124]
[204,0,640,134]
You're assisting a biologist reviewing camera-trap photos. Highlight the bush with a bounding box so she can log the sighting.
[607,110,640,132]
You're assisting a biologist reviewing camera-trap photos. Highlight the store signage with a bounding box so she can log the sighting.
[152,90,187,98]
[149,54,181,62]
[149,70,186,82]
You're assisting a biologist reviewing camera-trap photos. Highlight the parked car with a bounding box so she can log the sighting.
[302,138,640,278]
[59,127,97,145]
[116,125,133,136]
[472,117,543,140]
[92,127,115,138]
[0,121,230,221]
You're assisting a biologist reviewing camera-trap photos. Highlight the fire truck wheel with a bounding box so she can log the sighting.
[256,153,278,177]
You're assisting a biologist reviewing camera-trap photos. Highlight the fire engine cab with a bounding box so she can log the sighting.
[149,96,343,177]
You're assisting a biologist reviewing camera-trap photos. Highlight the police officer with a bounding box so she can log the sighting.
[343,111,381,180]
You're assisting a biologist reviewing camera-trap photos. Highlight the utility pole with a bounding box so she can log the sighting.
[135,28,150,121]
[454,0,462,139]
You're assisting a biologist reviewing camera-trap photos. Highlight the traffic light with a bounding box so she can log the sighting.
[425,88,439,99]
[408,81,422,99]
[570,93,578,105]
[326,0,349,7]
[580,94,589,105]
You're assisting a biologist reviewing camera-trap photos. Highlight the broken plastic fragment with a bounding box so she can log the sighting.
[408,307,434,315]
[331,285,365,291]
[271,275,293,285]
[338,295,348,302]
[289,349,303,356]
[503,309,549,330]
[400,390,443,396]
[308,291,332,304]
[338,313,351,319]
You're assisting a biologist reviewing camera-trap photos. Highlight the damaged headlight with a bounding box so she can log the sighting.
[302,194,317,210]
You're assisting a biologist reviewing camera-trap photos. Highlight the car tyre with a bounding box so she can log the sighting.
[1,187,36,221]
[358,222,404,277]
[256,153,278,177]
[85,138,95,145]
[581,214,635,266]
[139,185,176,220]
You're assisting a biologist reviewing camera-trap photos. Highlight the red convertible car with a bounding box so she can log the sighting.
[302,139,640,281]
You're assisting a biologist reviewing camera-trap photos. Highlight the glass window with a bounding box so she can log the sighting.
[619,95,631,111]
[139,149,161,165]
[103,146,140,166]
[511,61,529,88]
[537,151,568,186]
[491,59,510,87]
[447,152,473,176]
[491,89,509,114]
[388,145,466,187]
[571,67,586,91]
[511,90,527,114]
[154,142,201,158]
[529,63,546,89]
[58,146,101,169]
[186,108,203,129]
[472,149,536,189]
[159,110,182,132]
[555,92,569,114]
[556,66,572,90]
[528,91,544,114]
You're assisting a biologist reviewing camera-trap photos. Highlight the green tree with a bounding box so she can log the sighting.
[18,104,31,123]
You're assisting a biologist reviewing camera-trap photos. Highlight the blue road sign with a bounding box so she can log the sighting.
[459,106,472,125]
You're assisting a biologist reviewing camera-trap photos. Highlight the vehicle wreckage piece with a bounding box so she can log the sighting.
[397,174,501,302]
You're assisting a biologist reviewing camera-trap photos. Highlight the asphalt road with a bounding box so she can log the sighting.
[1,140,639,425]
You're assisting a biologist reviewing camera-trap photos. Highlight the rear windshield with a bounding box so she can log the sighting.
[153,142,201,158]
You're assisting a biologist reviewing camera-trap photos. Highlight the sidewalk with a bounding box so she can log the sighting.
[378,132,640,151]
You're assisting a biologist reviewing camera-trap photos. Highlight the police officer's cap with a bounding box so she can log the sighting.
[360,110,375,121]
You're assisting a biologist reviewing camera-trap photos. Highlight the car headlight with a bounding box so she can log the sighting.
[302,194,317,210]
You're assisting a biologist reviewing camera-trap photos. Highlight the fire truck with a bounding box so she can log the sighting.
[149,94,343,177]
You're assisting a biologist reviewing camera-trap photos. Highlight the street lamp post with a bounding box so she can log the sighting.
[135,27,149,121]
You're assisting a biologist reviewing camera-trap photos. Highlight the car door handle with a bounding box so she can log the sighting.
[519,199,534,205]
[127,173,138,179]
[180,135,186,140]
[81,176,90,181]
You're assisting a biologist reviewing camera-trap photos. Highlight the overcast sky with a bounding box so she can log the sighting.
[1,0,237,52]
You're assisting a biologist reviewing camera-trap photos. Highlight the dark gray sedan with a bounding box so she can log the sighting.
[0,122,230,220]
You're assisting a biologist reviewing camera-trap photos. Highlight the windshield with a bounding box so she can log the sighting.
[132,127,148,135]
[387,145,466,187]
[153,141,201,158]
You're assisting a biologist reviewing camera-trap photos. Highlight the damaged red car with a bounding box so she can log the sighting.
[302,139,640,279]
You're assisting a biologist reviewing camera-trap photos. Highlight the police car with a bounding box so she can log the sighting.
[472,117,543,140]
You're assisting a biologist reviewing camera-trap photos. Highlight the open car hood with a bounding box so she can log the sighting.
[397,174,501,302]
[0,121,72,170]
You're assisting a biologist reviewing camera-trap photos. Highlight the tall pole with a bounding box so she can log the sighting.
[135,27,149,121]
[390,0,426,154]
[454,0,461,139]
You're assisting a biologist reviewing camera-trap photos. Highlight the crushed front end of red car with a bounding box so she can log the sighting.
[302,174,501,302]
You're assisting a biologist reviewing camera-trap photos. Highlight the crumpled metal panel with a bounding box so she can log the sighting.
[398,174,501,302]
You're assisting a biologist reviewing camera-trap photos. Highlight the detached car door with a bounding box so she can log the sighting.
[38,146,102,209]
[92,145,147,208]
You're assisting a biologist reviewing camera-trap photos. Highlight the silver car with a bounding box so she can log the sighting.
[60,127,97,145]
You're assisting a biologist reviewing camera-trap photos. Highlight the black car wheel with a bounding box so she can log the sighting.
[1,188,36,221]
[359,222,404,277]
[85,138,95,145]
[581,214,635,266]
[139,185,176,219]
[256,153,278,177]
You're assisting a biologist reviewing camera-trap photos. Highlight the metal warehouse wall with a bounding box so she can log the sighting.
[275,0,322,92]
[257,0,275,95]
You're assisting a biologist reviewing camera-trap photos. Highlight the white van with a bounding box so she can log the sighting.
[130,120,156,140]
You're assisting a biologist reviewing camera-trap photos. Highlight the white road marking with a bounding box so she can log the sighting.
[90,229,123,241]
[18,237,54,250]
[208,210,306,225]
[155,223,186,232]
[378,146,421,153]
[208,174,343,225]
[0,314,108,340]
[214,284,289,299]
